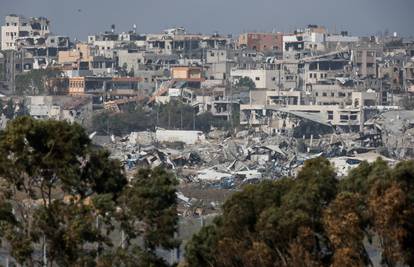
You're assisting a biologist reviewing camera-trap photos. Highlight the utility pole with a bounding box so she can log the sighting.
[193,107,195,130]
[168,110,171,129]
[180,109,183,129]
[156,105,159,128]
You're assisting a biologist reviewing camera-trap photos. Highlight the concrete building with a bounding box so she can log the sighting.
[352,46,380,78]
[405,61,414,93]
[58,43,95,68]
[146,28,229,56]
[171,66,203,80]
[238,32,283,53]
[1,15,50,51]
[240,86,378,133]
[231,68,279,89]
[68,76,146,107]
[26,95,93,127]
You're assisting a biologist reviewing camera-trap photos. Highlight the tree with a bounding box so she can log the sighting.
[0,61,5,81]
[185,157,337,267]
[0,117,127,266]
[185,157,414,267]
[15,69,62,96]
[107,167,179,267]
[90,100,234,136]
[3,98,15,119]
[235,77,256,90]
[323,192,368,267]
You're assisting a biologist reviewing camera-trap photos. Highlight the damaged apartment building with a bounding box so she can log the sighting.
[26,95,93,127]
[0,15,70,78]
[235,26,399,135]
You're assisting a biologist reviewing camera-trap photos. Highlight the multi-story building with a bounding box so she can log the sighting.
[1,15,50,50]
[352,45,381,78]
[240,87,378,134]
[238,32,283,53]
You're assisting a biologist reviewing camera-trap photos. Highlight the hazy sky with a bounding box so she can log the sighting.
[1,0,413,40]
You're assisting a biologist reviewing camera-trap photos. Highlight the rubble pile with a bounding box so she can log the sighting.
[92,110,413,217]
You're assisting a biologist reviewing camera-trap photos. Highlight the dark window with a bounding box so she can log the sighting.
[328,111,333,120]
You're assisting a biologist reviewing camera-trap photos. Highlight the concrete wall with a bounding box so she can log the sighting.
[156,130,206,145]
[231,69,279,89]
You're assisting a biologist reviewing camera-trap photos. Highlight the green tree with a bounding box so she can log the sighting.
[108,167,179,267]
[3,98,15,119]
[185,157,337,267]
[15,69,62,96]
[235,77,256,90]
[90,100,236,136]
[0,61,5,81]
[0,117,127,266]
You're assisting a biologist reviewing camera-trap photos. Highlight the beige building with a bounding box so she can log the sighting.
[352,46,379,78]
[1,15,50,50]
[58,43,95,67]
[171,66,203,80]
[240,88,378,132]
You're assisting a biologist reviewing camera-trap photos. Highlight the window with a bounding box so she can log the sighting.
[350,115,358,120]
[328,111,333,120]
[255,77,260,81]
[340,115,349,120]
[315,92,318,96]
[272,77,276,81]
[331,92,335,97]
[322,92,327,97]
[210,52,215,56]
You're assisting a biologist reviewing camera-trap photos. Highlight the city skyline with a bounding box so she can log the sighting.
[2,0,414,40]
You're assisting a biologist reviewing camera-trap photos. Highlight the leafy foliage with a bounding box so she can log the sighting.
[91,100,237,136]
[0,117,178,267]
[235,76,256,90]
[15,69,62,96]
[185,157,414,267]
[102,167,179,267]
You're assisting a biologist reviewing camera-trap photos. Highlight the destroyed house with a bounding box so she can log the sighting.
[68,76,145,104]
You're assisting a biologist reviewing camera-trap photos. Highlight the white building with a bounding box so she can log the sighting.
[1,15,50,51]
[231,69,279,89]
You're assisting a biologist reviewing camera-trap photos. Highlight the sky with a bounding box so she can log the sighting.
[1,0,413,40]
